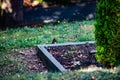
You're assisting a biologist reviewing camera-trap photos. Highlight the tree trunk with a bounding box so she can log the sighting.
[0,0,23,29]
[11,0,23,23]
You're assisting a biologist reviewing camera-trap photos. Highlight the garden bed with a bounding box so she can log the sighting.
[37,41,101,72]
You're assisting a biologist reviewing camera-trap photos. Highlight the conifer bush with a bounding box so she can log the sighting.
[95,0,120,67]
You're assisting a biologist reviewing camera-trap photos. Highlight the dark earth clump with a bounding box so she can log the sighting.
[46,43,101,70]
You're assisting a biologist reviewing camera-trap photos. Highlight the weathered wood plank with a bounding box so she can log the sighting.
[37,46,67,72]
[37,41,96,72]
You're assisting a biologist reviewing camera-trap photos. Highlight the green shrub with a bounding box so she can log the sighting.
[95,0,120,67]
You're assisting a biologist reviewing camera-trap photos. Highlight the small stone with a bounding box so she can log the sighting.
[73,61,81,66]
[91,75,96,80]
[99,67,102,70]
[20,51,26,55]
[33,59,38,62]
[90,50,97,54]
[16,74,20,78]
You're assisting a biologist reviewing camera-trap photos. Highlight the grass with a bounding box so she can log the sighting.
[0,20,120,80]
[0,53,25,79]
[3,66,120,80]
[0,20,95,52]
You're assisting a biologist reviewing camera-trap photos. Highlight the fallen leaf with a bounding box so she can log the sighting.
[28,65,38,70]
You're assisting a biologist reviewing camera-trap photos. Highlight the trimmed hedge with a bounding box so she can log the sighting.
[95,0,120,67]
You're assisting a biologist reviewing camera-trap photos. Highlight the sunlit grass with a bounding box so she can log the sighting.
[0,20,95,52]
[3,66,120,80]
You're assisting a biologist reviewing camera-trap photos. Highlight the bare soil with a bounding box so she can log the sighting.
[46,43,100,70]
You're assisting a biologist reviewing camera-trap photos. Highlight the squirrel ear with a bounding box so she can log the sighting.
[52,38,57,44]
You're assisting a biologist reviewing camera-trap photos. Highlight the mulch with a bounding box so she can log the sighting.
[46,43,101,70]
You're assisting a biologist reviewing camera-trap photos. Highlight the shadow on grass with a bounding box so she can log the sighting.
[0,1,97,30]
[23,1,97,26]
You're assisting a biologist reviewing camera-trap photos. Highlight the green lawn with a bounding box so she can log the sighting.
[0,20,95,52]
[0,20,120,80]
[2,67,120,80]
